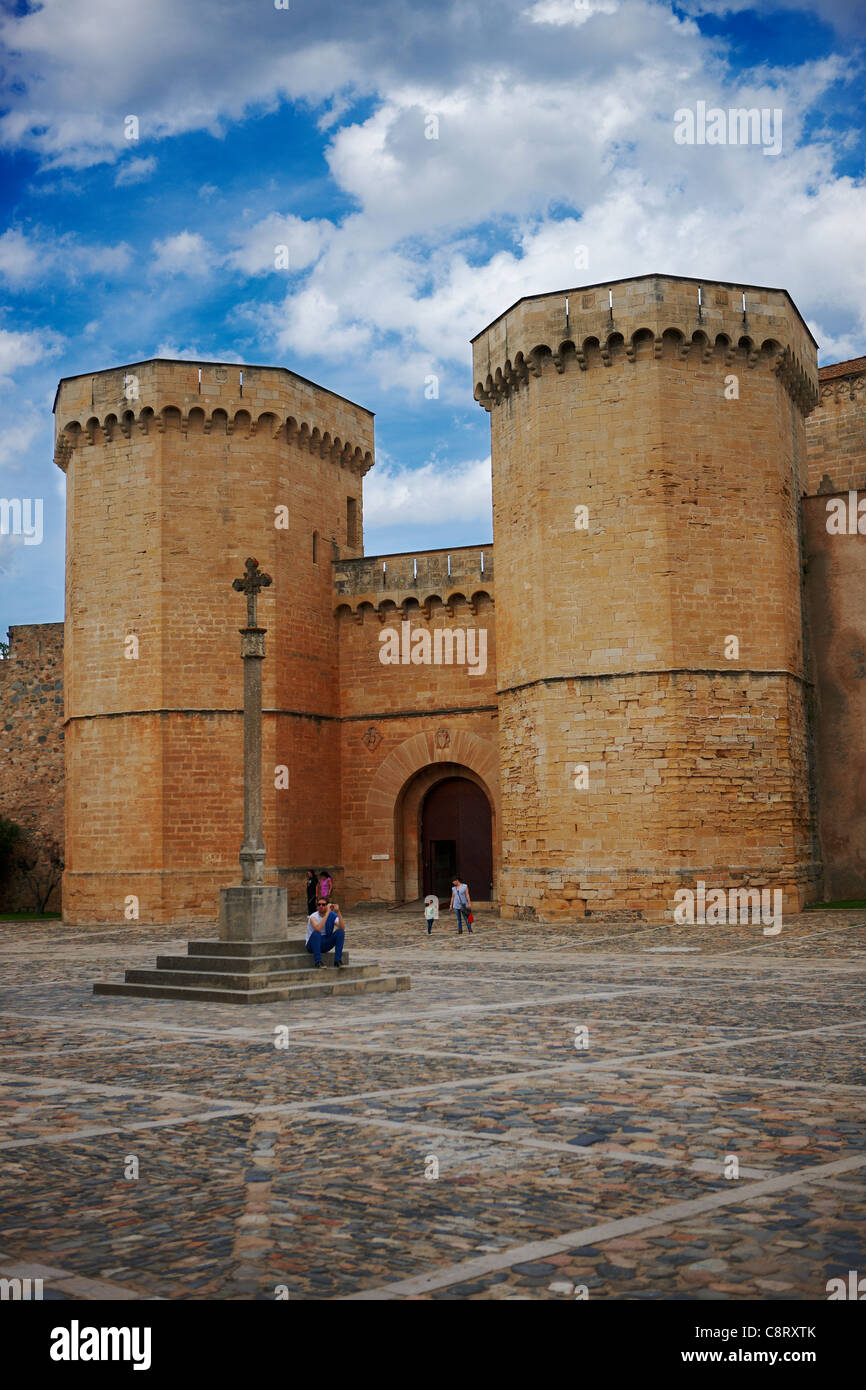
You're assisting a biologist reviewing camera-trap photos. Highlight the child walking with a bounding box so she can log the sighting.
[424,894,439,935]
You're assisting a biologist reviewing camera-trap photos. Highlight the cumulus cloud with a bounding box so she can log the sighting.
[151,231,218,277]
[1,0,865,400]
[364,455,493,531]
[0,226,131,289]
[230,25,865,390]
[0,229,43,289]
[0,407,46,470]
[0,328,61,379]
[115,155,157,186]
[227,214,333,276]
[523,0,619,27]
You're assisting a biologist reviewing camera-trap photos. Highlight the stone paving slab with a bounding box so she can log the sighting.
[0,906,863,1300]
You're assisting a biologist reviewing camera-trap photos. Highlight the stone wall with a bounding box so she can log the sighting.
[801,360,866,900]
[805,358,866,495]
[0,623,64,912]
[802,491,866,899]
[334,559,498,903]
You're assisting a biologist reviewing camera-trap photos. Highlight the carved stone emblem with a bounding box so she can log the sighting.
[435,727,450,750]
[362,726,382,752]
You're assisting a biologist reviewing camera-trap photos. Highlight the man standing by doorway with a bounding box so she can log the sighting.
[450,877,473,935]
[306,895,346,967]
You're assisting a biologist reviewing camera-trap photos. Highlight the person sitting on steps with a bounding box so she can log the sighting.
[306,895,345,968]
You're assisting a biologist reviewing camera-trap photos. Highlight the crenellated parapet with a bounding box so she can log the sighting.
[53,357,375,475]
[472,273,819,415]
[333,545,493,621]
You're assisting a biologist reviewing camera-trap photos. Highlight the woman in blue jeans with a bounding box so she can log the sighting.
[449,877,473,934]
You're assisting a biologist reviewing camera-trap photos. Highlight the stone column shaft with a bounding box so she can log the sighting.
[239,626,266,884]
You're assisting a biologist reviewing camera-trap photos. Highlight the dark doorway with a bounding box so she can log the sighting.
[430,840,457,899]
[421,778,493,902]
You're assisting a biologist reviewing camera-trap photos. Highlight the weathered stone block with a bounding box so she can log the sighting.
[219,885,288,942]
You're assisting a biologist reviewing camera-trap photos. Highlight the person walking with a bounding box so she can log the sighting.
[318,869,333,900]
[449,877,473,934]
[305,894,345,968]
[305,869,319,917]
[424,893,439,936]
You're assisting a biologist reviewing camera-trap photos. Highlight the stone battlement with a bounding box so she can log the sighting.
[54,358,375,475]
[333,545,493,617]
[472,273,818,414]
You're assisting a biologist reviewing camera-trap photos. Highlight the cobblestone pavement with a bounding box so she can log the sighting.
[0,906,864,1300]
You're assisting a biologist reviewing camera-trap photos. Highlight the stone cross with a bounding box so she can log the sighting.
[231,557,272,886]
[217,555,287,942]
[232,555,273,628]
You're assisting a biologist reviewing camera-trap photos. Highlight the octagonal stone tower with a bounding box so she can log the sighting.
[54,359,373,924]
[473,273,821,923]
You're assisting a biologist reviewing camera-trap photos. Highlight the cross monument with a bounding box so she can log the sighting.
[218,556,288,942]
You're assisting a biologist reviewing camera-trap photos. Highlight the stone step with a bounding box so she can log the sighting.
[154,950,351,973]
[93,973,411,1005]
[124,963,376,990]
[194,939,309,958]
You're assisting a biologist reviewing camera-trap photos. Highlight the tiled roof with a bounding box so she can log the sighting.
[819,356,866,380]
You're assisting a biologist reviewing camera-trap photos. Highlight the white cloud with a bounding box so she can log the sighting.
[115,155,157,186]
[266,285,372,360]
[0,229,41,288]
[523,0,619,27]
[0,0,371,170]
[0,328,61,378]
[227,214,332,276]
[151,231,218,277]
[232,30,865,390]
[1,0,865,403]
[0,225,131,288]
[364,455,492,530]
[0,407,45,470]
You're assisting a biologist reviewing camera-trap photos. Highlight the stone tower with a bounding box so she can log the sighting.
[54,360,373,925]
[472,273,821,922]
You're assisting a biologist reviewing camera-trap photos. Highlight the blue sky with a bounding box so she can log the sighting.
[1,0,864,627]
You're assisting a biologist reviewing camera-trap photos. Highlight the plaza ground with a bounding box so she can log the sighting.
[0,906,863,1301]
